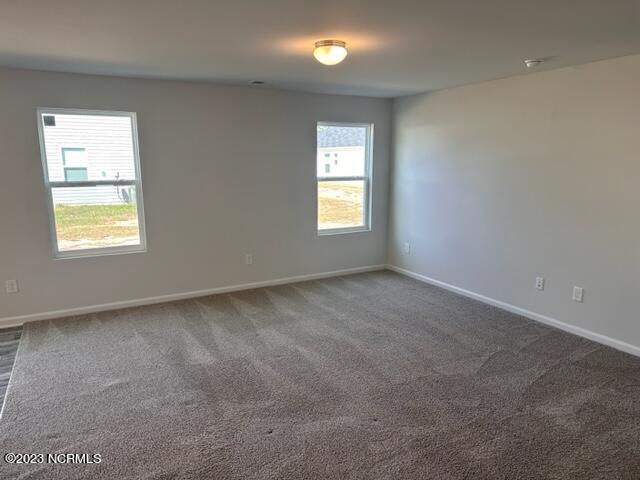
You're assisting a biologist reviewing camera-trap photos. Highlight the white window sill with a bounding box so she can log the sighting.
[54,245,147,260]
[318,226,371,236]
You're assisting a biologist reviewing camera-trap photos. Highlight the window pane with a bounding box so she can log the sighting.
[317,125,367,177]
[41,113,137,182]
[52,186,141,252]
[64,168,88,181]
[318,180,365,230]
[62,147,88,167]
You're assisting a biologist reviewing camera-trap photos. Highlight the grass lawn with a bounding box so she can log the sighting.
[318,181,365,229]
[54,204,139,247]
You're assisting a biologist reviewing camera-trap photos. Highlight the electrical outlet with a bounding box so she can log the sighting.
[535,277,545,291]
[5,279,18,294]
[573,286,584,303]
[403,242,411,255]
[245,253,253,265]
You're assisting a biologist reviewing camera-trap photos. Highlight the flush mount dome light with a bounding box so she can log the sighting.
[313,40,348,66]
[524,58,544,68]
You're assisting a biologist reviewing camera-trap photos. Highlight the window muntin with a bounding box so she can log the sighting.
[317,122,372,233]
[38,109,146,258]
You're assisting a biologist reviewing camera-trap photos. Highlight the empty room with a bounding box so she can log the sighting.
[1,1,639,478]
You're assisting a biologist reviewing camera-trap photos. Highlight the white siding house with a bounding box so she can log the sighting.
[42,113,137,205]
[317,125,366,177]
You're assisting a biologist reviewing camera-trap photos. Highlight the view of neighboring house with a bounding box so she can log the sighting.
[317,125,366,177]
[42,113,137,205]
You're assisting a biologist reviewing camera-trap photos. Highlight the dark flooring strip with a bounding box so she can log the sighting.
[0,327,22,412]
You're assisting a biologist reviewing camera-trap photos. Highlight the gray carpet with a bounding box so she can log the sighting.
[1,271,639,479]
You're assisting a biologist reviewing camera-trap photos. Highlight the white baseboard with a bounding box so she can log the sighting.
[0,264,385,329]
[386,264,640,358]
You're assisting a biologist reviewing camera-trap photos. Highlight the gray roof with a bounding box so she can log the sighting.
[318,126,365,148]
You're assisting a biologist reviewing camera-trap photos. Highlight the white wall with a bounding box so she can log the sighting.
[389,54,640,350]
[0,67,390,321]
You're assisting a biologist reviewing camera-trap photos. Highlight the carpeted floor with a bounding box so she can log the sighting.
[1,271,639,479]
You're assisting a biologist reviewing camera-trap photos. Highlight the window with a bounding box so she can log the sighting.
[62,147,88,181]
[317,122,372,233]
[37,108,146,258]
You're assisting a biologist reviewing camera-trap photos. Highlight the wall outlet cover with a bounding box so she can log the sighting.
[5,279,19,294]
[573,286,584,303]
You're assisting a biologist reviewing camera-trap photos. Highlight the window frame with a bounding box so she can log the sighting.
[37,107,147,259]
[316,121,373,235]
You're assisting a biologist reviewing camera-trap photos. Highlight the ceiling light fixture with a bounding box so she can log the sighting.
[524,58,544,68]
[313,40,348,66]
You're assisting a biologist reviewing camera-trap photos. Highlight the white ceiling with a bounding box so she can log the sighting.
[1,0,639,97]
